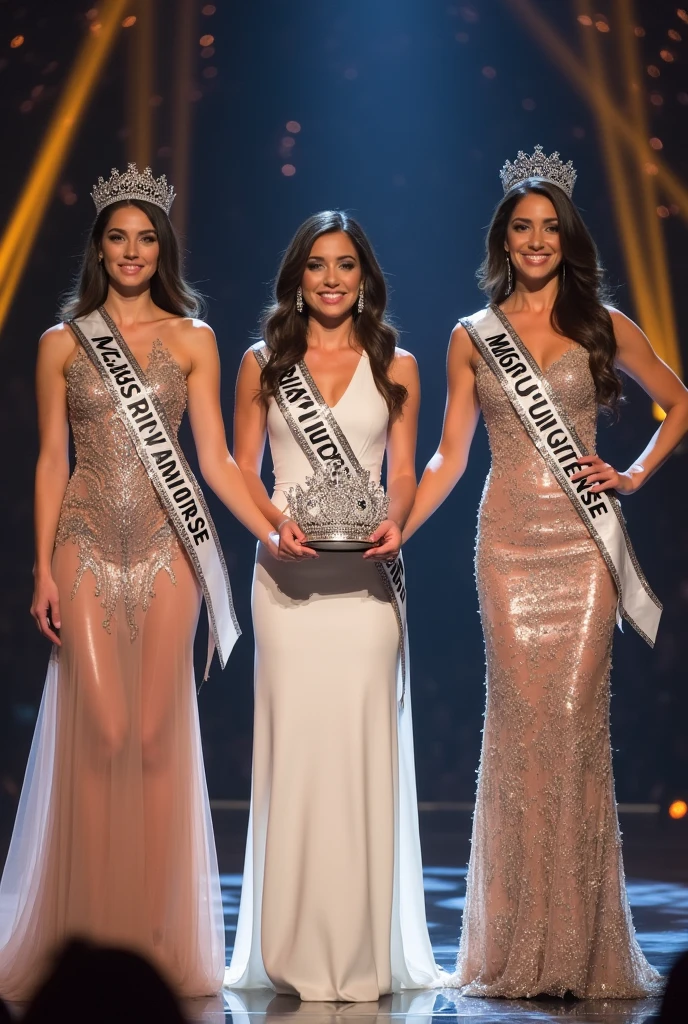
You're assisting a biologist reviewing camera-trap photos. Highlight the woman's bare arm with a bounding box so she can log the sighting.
[403,325,481,541]
[571,310,688,494]
[31,325,75,643]
[364,348,420,560]
[183,323,277,549]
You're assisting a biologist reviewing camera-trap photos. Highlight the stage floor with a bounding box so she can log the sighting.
[181,813,687,1024]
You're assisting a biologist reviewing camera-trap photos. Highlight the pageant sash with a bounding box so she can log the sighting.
[70,307,240,673]
[462,305,662,646]
[253,342,409,701]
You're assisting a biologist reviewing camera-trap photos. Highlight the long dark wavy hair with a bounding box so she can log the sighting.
[479,179,622,410]
[259,211,407,416]
[60,199,203,320]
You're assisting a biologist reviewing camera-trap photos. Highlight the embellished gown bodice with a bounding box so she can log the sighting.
[56,340,187,638]
[476,344,598,539]
[452,336,660,998]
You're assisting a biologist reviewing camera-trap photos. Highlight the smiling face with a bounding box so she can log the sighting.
[99,204,160,292]
[300,231,362,320]
[505,191,563,287]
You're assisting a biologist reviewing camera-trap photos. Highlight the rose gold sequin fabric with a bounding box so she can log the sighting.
[56,340,187,639]
[450,345,661,998]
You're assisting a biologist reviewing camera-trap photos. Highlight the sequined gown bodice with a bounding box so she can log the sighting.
[56,341,187,638]
[479,344,597,473]
[451,339,660,999]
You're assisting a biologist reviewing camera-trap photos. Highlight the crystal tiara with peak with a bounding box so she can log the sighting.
[91,163,176,215]
[499,144,577,198]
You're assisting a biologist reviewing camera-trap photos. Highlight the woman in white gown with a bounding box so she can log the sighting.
[226,211,441,1001]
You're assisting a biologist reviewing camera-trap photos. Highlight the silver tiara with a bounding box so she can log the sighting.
[91,163,176,215]
[499,145,577,198]
[286,463,389,551]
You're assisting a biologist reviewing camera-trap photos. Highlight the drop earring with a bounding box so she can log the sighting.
[296,286,304,313]
[506,254,513,295]
[561,262,566,287]
[357,283,365,314]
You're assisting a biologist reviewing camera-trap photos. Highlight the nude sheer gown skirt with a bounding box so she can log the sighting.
[450,346,661,999]
[0,343,224,1000]
[226,352,441,1001]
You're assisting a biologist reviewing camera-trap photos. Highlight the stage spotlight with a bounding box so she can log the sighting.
[668,800,688,820]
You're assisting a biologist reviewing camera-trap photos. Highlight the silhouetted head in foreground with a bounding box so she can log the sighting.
[22,939,188,1024]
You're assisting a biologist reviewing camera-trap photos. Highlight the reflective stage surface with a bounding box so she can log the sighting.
[1,813,681,1022]
[182,813,688,1024]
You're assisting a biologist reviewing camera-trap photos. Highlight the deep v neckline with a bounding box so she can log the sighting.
[301,351,365,410]
[491,304,578,376]
[97,307,187,378]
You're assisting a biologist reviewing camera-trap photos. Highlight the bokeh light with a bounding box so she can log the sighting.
[669,800,688,820]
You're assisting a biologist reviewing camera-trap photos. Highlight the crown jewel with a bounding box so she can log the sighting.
[499,144,577,198]
[91,163,176,215]
[286,463,389,550]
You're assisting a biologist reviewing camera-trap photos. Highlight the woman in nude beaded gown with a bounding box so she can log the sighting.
[0,168,278,1000]
[404,151,688,998]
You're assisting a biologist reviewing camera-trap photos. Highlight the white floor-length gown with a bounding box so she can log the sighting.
[226,351,440,1001]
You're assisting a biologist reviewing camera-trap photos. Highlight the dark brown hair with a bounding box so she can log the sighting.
[479,179,622,410]
[259,210,407,416]
[60,199,204,320]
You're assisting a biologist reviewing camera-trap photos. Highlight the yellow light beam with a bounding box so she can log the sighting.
[503,0,688,228]
[170,0,196,240]
[577,0,664,350]
[128,0,155,167]
[0,0,128,330]
[614,0,680,370]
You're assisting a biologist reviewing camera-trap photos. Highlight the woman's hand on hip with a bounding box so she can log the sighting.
[364,519,402,561]
[31,570,62,645]
[570,455,637,495]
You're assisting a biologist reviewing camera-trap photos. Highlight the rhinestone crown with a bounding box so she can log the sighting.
[499,144,577,198]
[91,163,176,215]
[286,463,389,545]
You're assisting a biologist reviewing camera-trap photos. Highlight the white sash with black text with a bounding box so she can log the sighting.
[253,342,409,702]
[71,307,240,673]
[462,305,661,646]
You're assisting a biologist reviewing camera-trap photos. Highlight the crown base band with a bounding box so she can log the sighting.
[302,527,377,546]
[308,537,376,552]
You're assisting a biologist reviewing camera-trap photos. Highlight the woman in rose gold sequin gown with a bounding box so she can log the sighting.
[405,173,688,998]
[0,188,277,1001]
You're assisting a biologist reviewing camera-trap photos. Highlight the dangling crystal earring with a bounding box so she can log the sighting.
[296,286,304,313]
[357,283,365,314]
[506,254,513,295]
[561,262,566,287]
